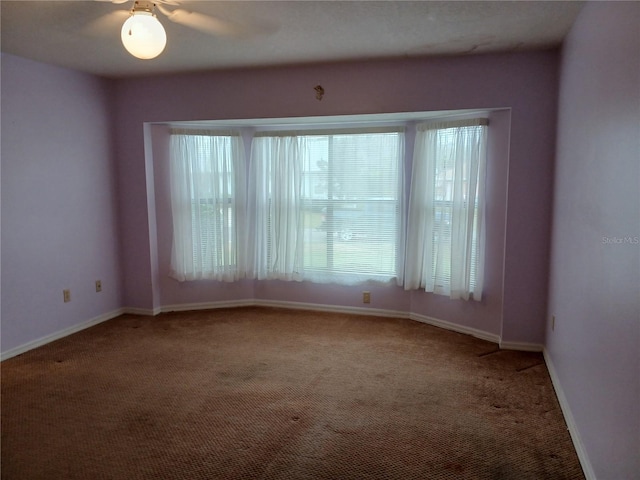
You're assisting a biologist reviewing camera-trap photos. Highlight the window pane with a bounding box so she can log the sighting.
[300,132,402,282]
[170,132,244,282]
[405,120,486,299]
[429,126,483,290]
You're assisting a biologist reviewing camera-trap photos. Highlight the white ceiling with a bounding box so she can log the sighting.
[1,1,584,79]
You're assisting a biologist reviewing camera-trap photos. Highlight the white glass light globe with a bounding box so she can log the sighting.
[121,12,167,60]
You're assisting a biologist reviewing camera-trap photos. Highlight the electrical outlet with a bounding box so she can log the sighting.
[95,280,102,293]
[551,315,555,331]
[63,289,71,303]
[363,291,371,304]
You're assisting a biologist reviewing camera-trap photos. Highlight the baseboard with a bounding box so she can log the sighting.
[122,306,161,316]
[499,340,544,352]
[2,300,531,364]
[543,349,596,480]
[254,299,410,319]
[1,308,125,361]
[410,312,501,344]
[161,299,255,313]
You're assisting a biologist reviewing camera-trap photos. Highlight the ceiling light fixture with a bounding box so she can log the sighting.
[121,1,166,60]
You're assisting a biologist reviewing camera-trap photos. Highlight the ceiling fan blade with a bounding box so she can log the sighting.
[160,7,246,37]
[82,10,130,37]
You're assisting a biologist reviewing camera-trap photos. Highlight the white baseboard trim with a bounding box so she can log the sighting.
[2,300,536,363]
[1,308,125,361]
[410,312,501,344]
[122,307,161,316]
[499,340,544,352]
[543,349,596,480]
[161,299,255,313]
[254,299,410,319]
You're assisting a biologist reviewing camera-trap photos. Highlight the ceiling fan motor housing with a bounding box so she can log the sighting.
[131,1,156,15]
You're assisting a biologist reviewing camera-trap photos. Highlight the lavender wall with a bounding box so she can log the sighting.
[1,54,122,353]
[115,51,558,344]
[547,3,640,479]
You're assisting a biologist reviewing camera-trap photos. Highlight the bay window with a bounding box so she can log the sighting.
[166,113,490,301]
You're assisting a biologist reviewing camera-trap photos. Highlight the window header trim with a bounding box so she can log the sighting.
[159,108,504,131]
[254,126,404,138]
[170,128,240,137]
[417,118,489,131]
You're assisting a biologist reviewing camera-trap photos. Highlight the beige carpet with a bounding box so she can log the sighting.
[1,307,584,479]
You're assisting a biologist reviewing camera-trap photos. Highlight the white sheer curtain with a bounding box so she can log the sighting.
[404,119,488,300]
[247,134,308,281]
[247,129,405,285]
[169,129,246,282]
